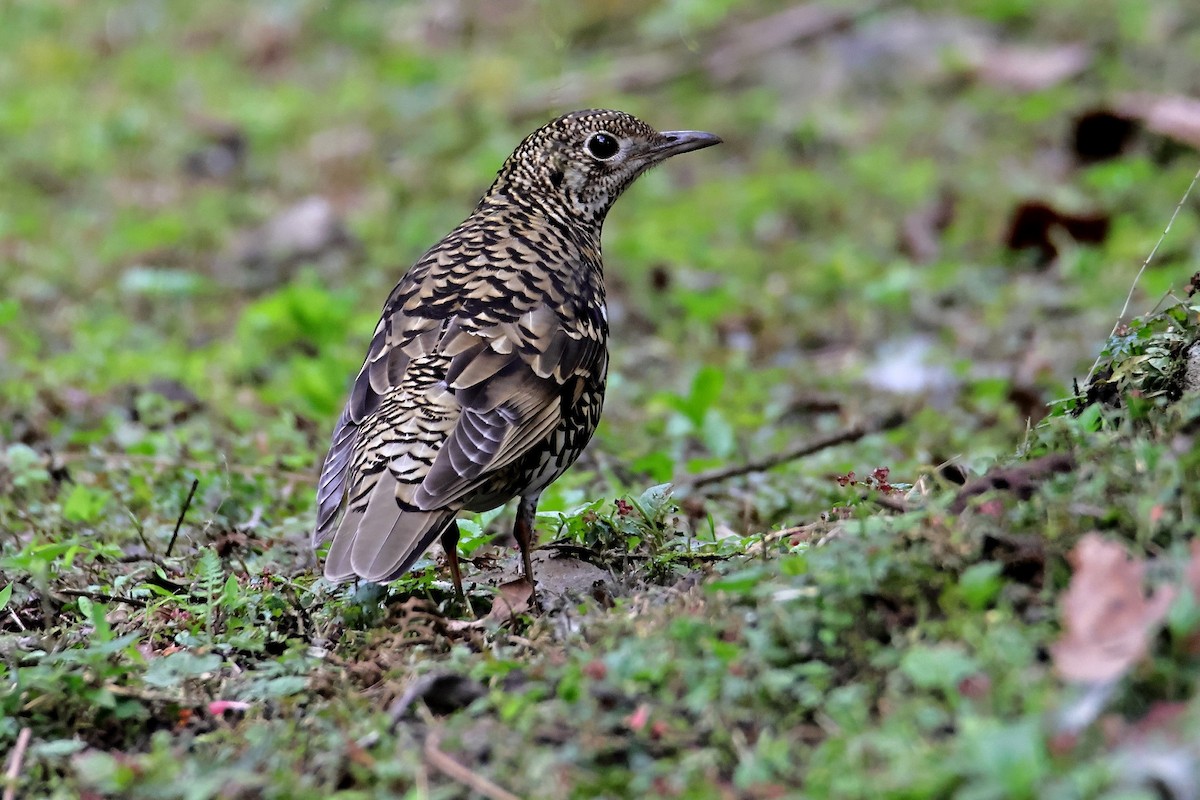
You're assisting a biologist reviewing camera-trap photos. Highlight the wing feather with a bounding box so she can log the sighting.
[315,264,603,583]
[312,406,358,546]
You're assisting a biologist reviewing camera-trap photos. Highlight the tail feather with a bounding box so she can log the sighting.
[322,470,458,583]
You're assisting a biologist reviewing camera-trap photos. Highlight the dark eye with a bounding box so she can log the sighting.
[586,132,620,160]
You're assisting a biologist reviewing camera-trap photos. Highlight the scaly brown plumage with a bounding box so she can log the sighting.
[313,109,720,599]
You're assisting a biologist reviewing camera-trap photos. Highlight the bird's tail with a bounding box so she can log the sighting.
[322,470,458,583]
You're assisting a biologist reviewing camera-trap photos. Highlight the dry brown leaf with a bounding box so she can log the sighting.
[1051,534,1175,683]
[1071,109,1138,163]
[1004,200,1110,265]
[1118,93,1200,150]
[972,42,1092,92]
[445,578,533,632]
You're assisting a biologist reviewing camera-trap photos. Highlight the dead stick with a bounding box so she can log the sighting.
[423,731,521,800]
[677,410,909,490]
[55,588,147,609]
[2,727,31,800]
[165,478,199,558]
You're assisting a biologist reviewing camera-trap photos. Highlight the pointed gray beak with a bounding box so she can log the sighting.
[648,130,723,159]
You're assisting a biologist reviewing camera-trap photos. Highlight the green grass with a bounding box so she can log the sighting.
[3,1,1200,797]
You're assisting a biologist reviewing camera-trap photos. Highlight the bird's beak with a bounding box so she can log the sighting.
[647,130,723,160]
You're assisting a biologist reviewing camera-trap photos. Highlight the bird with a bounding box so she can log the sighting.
[312,109,721,602]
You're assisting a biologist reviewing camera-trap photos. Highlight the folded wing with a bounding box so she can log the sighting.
[314,293,601,583]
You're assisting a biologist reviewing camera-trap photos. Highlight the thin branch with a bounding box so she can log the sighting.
[423,730,521,800]
[166,478,199,558]
[675,410,909,490]
[2,727,31,800]
[54,588,147,609]
[1086,165,1200,383]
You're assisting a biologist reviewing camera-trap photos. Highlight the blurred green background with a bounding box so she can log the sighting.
[6,1,1197,526]
[4,1,1200,797]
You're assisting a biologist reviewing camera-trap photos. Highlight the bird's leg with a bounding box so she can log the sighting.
[439,523,469,612]
[512,494,541,607]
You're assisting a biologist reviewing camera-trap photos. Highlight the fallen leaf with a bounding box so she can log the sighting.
[1072,109,1138,163]
[1050,534,1175,683]
[1005,200,1110,265]
[486,577,534,620]
[1118,93,1200,150]
[971,42,1092,92]
[444,578,533,632]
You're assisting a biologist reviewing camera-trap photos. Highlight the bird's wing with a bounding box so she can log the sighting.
[315,268,605,581]
[312,307,441,546]
[411,302,604,510]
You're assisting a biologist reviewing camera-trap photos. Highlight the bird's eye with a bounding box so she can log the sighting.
[586,132,620,160]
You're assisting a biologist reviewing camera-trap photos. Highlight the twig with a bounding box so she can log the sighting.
[676,410,909,490]
[423,730,521,800]
[54,588,147,609]
[166,478,199,558]
[2,727,31,800]
[1085,165,1200,383]
[746,523,825,554]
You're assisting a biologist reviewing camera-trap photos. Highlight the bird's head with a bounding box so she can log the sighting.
[484,109,721,226]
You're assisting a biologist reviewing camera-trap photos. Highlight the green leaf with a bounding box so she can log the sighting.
[958,717,1049,796]
[196,548,225,596]
[88,601,113,644]
[957,562,1003,610]
[900,644,979,693]
[637,483,674,514]
[61,484,112,524]
[5,443,50,489]
[249,675,308,698]
[220,573,241,609]
[685,365,725,426]
[1076,402,1103,432]
[706,566,765,596]
[143,651,223,688]
[631,450,675,483]
[701,408,735,458]
[31,739,86,758]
